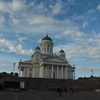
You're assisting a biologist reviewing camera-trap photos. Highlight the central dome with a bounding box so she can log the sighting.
[42,34,52,41]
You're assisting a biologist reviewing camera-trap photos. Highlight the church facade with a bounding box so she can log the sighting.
[18,34,75,79]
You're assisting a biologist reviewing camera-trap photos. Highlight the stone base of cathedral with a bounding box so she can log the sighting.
[6,77,100,91]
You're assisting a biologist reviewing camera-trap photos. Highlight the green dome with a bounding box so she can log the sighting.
[42,34,52,41]
[31,54,34,57]
[35,46,40,50]
[59,49,65,53]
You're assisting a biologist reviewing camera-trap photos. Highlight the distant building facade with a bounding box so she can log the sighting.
[18,34,75,79]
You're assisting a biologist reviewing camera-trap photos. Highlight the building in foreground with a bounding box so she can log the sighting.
[18,34,75,79]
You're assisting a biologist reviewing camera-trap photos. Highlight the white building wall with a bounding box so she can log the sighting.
[49,67,51,78]
[65,67,68,79]
[26,68,29,77]
[57,66,59,79]
[32,67,35,77]
[53,67,57,79]
[18,68,21,77]
[22,68,29,77]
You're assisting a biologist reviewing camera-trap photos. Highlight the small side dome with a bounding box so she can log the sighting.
[59,49,65,53]
[31,54,34,57]
[35,46,40,50]
[42,33,52,41]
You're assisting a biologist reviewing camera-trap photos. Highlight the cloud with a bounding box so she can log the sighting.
[36,39,41,43]
[49,2,63,15]
[88,38,100,46]
[16,44,33,55]
[25,16,58,25]
[0,0,99,66]
[55,26,86,38]
[53,34,100,63]
[0,33,3,37]
[0,0,73,27]
[82,21,88,28]
[0,63,18,73]
[10,16,21,24]
[87,47,100,58]
[66,45,100,60]
[88,10,95,14]
[97,4,100,10]
[17,37,28,44]
[0,39,16,52]
[92,31,100,38]
[0,0,27,14]
[71,15,85,21]
[0,15,5,27]
[0,39,33,55]
[67,0,75,6]
[77,66,100,73]
[90,18,97,20]
[0,63,17,68]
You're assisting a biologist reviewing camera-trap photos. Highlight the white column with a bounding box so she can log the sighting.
[57,66,59,79]
[40,66,44,78]
[72,71,73,79]
[47,65,49,78]
[44,44,45,51]
[23,68,29,77]
[40,66,42,77]
[26,68,29,77]
[49,45,50,52]
[65,67,68,79]
[44,67,45,78]
[51,65,53,78]
[42,66,44,78]
[45,66,47,78]
[74,70,75,80]
[22,68,24,77]
[43,45,44,52]
[61,66,63,79]
[18,68,21,77]
[32,67,35,77]
[46,45,47,51]
[23,68,26,77]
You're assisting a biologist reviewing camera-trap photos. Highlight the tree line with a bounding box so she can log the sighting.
[0,72,18,77]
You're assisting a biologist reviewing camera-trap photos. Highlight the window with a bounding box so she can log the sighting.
[47,45,49,51]
[44,44,46,51]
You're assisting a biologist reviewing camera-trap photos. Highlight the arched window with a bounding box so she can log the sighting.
[44,44,46,51]
[47,45,49,51]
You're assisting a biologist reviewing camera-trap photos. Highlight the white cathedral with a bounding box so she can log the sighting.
[18,34,75,79]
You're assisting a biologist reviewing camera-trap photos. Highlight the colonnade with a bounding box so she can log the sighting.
[18,65,75,80]
[40,65,75,79]
[18,67,29,77]
[41,44,52,52]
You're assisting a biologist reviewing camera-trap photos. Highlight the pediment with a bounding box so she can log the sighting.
[43,57,67,63]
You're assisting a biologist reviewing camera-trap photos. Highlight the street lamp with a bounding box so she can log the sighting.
[91,70,93,77]
[13,63,16,76]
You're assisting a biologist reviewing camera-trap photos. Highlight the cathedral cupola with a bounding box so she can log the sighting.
[59,49,65,53]
[35,46,40,52]
[40,33,53,55]
[59,49,66,60]
[35,46,40,50]
[33,46,41,62]
[42,33,52,41]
